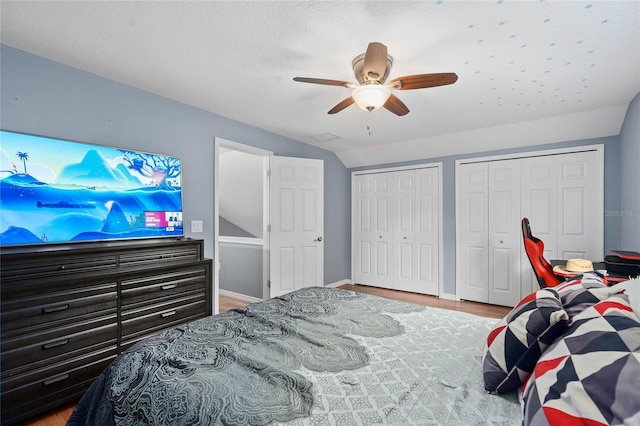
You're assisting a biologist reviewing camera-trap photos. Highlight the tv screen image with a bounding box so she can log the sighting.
[0,130,183,246]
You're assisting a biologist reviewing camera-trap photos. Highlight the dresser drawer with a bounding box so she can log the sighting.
[1,344,117,408]
[1,282,117,333]
[0,253,116,281]
[1,374,97,426]
[121,267,207,308]
[118,244,201,268]
[121,295,206,344]
[2,316,117,373]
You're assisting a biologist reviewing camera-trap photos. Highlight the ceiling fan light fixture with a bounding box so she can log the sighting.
[352,84,391,112]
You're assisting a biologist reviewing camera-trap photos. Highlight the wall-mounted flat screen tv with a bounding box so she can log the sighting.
[0,130,183,247]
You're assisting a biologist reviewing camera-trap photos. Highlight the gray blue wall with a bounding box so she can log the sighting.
[0,44,351,286]
[619,92,640,252]
[219,243,263,299]
[1,44,635,298]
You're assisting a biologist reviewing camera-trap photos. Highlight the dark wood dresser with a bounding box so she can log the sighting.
[0,238,212,425]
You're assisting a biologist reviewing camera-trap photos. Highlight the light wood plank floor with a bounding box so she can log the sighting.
[23,286,510,425]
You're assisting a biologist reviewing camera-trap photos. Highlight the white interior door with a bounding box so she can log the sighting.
[269,156,324,297]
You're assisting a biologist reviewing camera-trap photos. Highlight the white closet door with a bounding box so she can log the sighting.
[353,167,440,295]
[520,150,602,293]
[458,162,490,303]
[353,173,393,287]
[488,160,521,306]
[556,151,601,260]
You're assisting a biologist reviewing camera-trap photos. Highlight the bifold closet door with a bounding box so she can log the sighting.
[353,168,440,295]
[520,151,601,294]
[458,160,521,306]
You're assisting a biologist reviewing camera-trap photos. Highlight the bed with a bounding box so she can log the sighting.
[68,286,521,425]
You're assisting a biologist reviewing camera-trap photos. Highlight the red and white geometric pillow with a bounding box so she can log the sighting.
[554,271,618,318]
[520,293,640,426]
[482,287,569,394]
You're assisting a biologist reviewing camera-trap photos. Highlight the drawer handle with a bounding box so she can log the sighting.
[42,304,69,314]
[161,284,177,290]
[42,338,70,350]
[161,310,177,318]
[43,373,69,386]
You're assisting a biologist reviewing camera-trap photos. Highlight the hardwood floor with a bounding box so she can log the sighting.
[340,284,512,319]
[23,287,509,425]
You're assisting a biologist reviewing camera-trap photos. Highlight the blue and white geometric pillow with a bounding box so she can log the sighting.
[521,293,640,426]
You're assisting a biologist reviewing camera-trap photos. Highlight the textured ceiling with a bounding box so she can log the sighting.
[1,1,638,167]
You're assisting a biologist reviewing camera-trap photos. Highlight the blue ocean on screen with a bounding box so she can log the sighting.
[0,130,184,246]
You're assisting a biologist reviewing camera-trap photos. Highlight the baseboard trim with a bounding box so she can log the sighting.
[324,279,352,288]
[219,289,262,303]
[221,280,352,302]
[440,292,458,301]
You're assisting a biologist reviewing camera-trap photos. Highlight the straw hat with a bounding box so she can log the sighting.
[553,258,594,274]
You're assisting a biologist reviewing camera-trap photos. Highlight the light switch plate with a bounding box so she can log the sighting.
[191,220,203,233]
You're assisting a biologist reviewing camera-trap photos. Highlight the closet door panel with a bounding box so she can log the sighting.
[557,151,600,260]
[521,157,558,294]
[374,175,394,285]
[393,171,417,292]
[458,163,489,303]
[353,176,378,285]
[488,160,521,307]
[414,168,439,295]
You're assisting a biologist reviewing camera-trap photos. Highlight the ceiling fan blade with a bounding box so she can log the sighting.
[328,97,355,114]
[383,94,410,116]
[363,42,388,81]
[390,73,458,90]
[293,77,351,87]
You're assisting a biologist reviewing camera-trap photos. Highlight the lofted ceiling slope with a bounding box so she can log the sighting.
[1,1,638,167]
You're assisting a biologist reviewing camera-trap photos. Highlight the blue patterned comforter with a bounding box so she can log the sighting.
[68,287,520,425]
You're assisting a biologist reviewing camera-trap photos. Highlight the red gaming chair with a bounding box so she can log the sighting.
[521,218,562,288]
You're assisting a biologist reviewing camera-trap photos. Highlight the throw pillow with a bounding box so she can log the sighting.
[482,287,569,394]
[554,272,618,318]
[521,293,640,426]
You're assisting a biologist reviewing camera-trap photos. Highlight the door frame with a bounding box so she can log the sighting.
[351,162,444,297]
[454,143,604,302]
[214,137,272,313]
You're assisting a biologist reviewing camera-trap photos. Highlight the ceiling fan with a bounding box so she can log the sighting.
[293,42,458,116]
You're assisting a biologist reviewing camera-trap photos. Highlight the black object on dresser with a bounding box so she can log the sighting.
[0,238,213,425]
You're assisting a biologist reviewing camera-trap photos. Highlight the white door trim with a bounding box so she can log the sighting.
[214,137,273,313]
[455,144,604,303]
[351,162,444,297]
